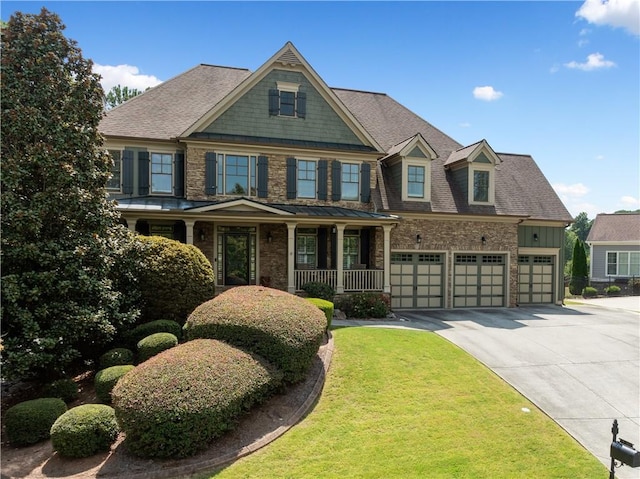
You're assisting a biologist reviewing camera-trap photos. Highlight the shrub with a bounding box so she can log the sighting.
[605,285,621,296]
[4,398,67,446]
[42,378,79,403]
[99,348,134,369]
[50,404,119,458]
[306,298,333,329]
[112,339,282,458]
[95,365,135,403]
[184,286,326,383]
[629,278,640,295]
[337,292,391,318]
[123,236,215,324]
[137,332,178,363]
[582,286,598,298]
[121,319,182,347]
[301,282,335,301]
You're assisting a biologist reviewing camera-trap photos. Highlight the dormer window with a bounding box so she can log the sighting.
[445,140,499,206]
[469,161,495,204]
[407,165,425,198]
[269,82,306,118]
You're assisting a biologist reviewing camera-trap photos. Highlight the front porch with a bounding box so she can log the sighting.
[294,267,384,292]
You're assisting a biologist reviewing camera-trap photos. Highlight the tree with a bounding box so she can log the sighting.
[1,8,137,381]
[569,238,589,295]
[105,84,144,109]
[570,212,593,243]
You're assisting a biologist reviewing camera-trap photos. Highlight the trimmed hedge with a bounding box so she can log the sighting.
[306,298,333,329]
[50,404,119,458]
[42,378,79,403]
[301,281,335,301]
[184,286,327,383]
[136,332,178,362]
[4,398,67,446]
[121,319,183,348]
[112,339,282,458]
[95,365,135,403]
[582,286,598,298]
[99,348,134,369]
[336,292,391,318]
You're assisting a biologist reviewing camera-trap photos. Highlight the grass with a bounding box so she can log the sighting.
[204,327,606,479]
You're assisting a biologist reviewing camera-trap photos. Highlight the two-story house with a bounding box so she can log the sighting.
[99,42,572,309]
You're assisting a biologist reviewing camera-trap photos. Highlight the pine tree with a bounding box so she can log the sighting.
[569,239,589,295]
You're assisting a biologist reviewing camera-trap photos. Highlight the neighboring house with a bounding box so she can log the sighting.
[586,213,640,290]
[99,42,572,309]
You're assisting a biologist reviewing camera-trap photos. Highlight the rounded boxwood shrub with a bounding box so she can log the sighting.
[301,281,335,301]
[50,404,119,458]
[99,348,134,369]
[605,285,621,296]
[42,378,79,403]
[306,297,333,329]
[122,319,183,348]
[95,365,135,403]
[582,286,598,298]
[112,339,282,458]
[184,286,327,383]
[136,332,178,362]
[4,398,67,446]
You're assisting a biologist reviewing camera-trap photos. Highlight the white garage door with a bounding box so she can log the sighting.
[390,252,444,309]
[453,254,506,308]
[518,255,554,304]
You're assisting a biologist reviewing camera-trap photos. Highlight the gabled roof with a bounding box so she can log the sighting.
[444,139,501,168]
[587,213,640,243]
[381,133,438,161]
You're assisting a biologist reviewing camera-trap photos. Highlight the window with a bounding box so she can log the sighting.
[407,165,425,198]
[269,82,306,118]
[107,149,121,191]
[280,91,296,117]
[297,160,316,198]
[607,251,640,276]
[341,163,359,200]
[343,230,360,269]
[217,154,256,195]
[296,229,317,267]
[151,153,172,194]
[473,170,489,202]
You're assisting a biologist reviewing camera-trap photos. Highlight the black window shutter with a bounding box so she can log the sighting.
[257,155,268,198]
[317,160,328,200]
[174,152,185,197]
[330,229,337,269]
[317,227,327,269]
[205,152,217,195]
[122,149,134,194]
[297,91,306,119]
[331,160,342,201]
[359,228,370,268]
[286,157,297,199]
[138,151,150,195]
[360,163,371,202]
[269,89,279,116]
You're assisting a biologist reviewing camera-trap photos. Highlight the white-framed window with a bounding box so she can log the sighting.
[151,152,173,194]
[469,163,494,204]
[343,230,360,269]
[217,153,257,196]
[407,165,425,198]
[607,251,640,276]
[341,163,360,200]
[296,228,317,267]
[107,149,121,191]
[402,159,430,202]
[274,81,303,118]
[297,159,316,198]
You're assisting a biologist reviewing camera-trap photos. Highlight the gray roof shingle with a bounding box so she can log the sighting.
[587,214,640,242]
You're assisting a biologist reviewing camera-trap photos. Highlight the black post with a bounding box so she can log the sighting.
[610,419,619,479]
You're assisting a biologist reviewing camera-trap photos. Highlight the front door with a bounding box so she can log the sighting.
[217,226,257,286]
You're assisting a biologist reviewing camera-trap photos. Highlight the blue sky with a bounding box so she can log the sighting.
[3,1,639,220]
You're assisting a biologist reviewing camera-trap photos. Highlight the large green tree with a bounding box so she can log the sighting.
[570,212,593,243]
[1,8,136,380]
[104,84,144,110]
[569,239,589,295]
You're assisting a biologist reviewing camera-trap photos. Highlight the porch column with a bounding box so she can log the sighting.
[184,219,196,245]
[286,222,297,294]
[383,224,393,294]
[126,217,138,233]
[335,224,345,294]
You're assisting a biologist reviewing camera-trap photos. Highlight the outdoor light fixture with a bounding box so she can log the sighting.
[199,229,205,241]
[332,226,337,234]
[416,234,422,244]
[481,236,487,245]
[267,231,273,243]
[533,233,539,242]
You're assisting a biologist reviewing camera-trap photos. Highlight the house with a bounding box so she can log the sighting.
[99,42,572,309]
[586,213,640,292]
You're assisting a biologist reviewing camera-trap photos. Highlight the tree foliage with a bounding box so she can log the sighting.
[570,212,593,243]
[1,8,137,381]
[569,238,589,295]
[104,84,144,110]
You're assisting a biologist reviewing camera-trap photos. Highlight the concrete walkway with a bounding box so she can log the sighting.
[335,297,640,478]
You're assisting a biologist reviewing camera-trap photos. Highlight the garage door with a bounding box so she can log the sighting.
[518,255,554,304]
[453,254,506,307]
[390,252,444,309]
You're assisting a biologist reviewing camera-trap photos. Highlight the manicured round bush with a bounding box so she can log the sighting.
[4,398,67,446]
[605,285,621,296]
[99,348,134,369]
[582,286,598,298]
[50,404,119,458]
[136,332,178,362]
[306,297,334,329]
[301,281,335,301]
[42,378,79,403]
[122,319,182,347]
[184,286,327,383]
[95,365,135,403]
[112,339,282,458]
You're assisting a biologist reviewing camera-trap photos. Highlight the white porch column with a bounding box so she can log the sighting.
[383,224,393,294]
[286,222,297,293]
[126,217,138,233]
[335,224,345,294]
[184,219,196,245]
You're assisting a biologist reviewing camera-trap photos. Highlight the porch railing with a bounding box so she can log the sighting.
[295,268,383,292]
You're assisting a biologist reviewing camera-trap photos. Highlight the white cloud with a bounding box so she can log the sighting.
[576,0,640,36]
[578,38,590,47]
[93,64,163,93]
[473,86,503,101]
[564,52,616,71]
[553,182,590,198]
[459,122,471,128]
[595,154,605,160]
[620,195,640,208]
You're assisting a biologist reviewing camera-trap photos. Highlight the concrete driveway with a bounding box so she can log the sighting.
[337,297,640,477]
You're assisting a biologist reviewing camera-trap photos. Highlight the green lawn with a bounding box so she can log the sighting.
[204,327,606,478]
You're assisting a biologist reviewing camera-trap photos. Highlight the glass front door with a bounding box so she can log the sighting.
[217,226,257,286]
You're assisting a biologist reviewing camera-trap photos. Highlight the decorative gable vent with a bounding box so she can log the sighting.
[277,49,302,66]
